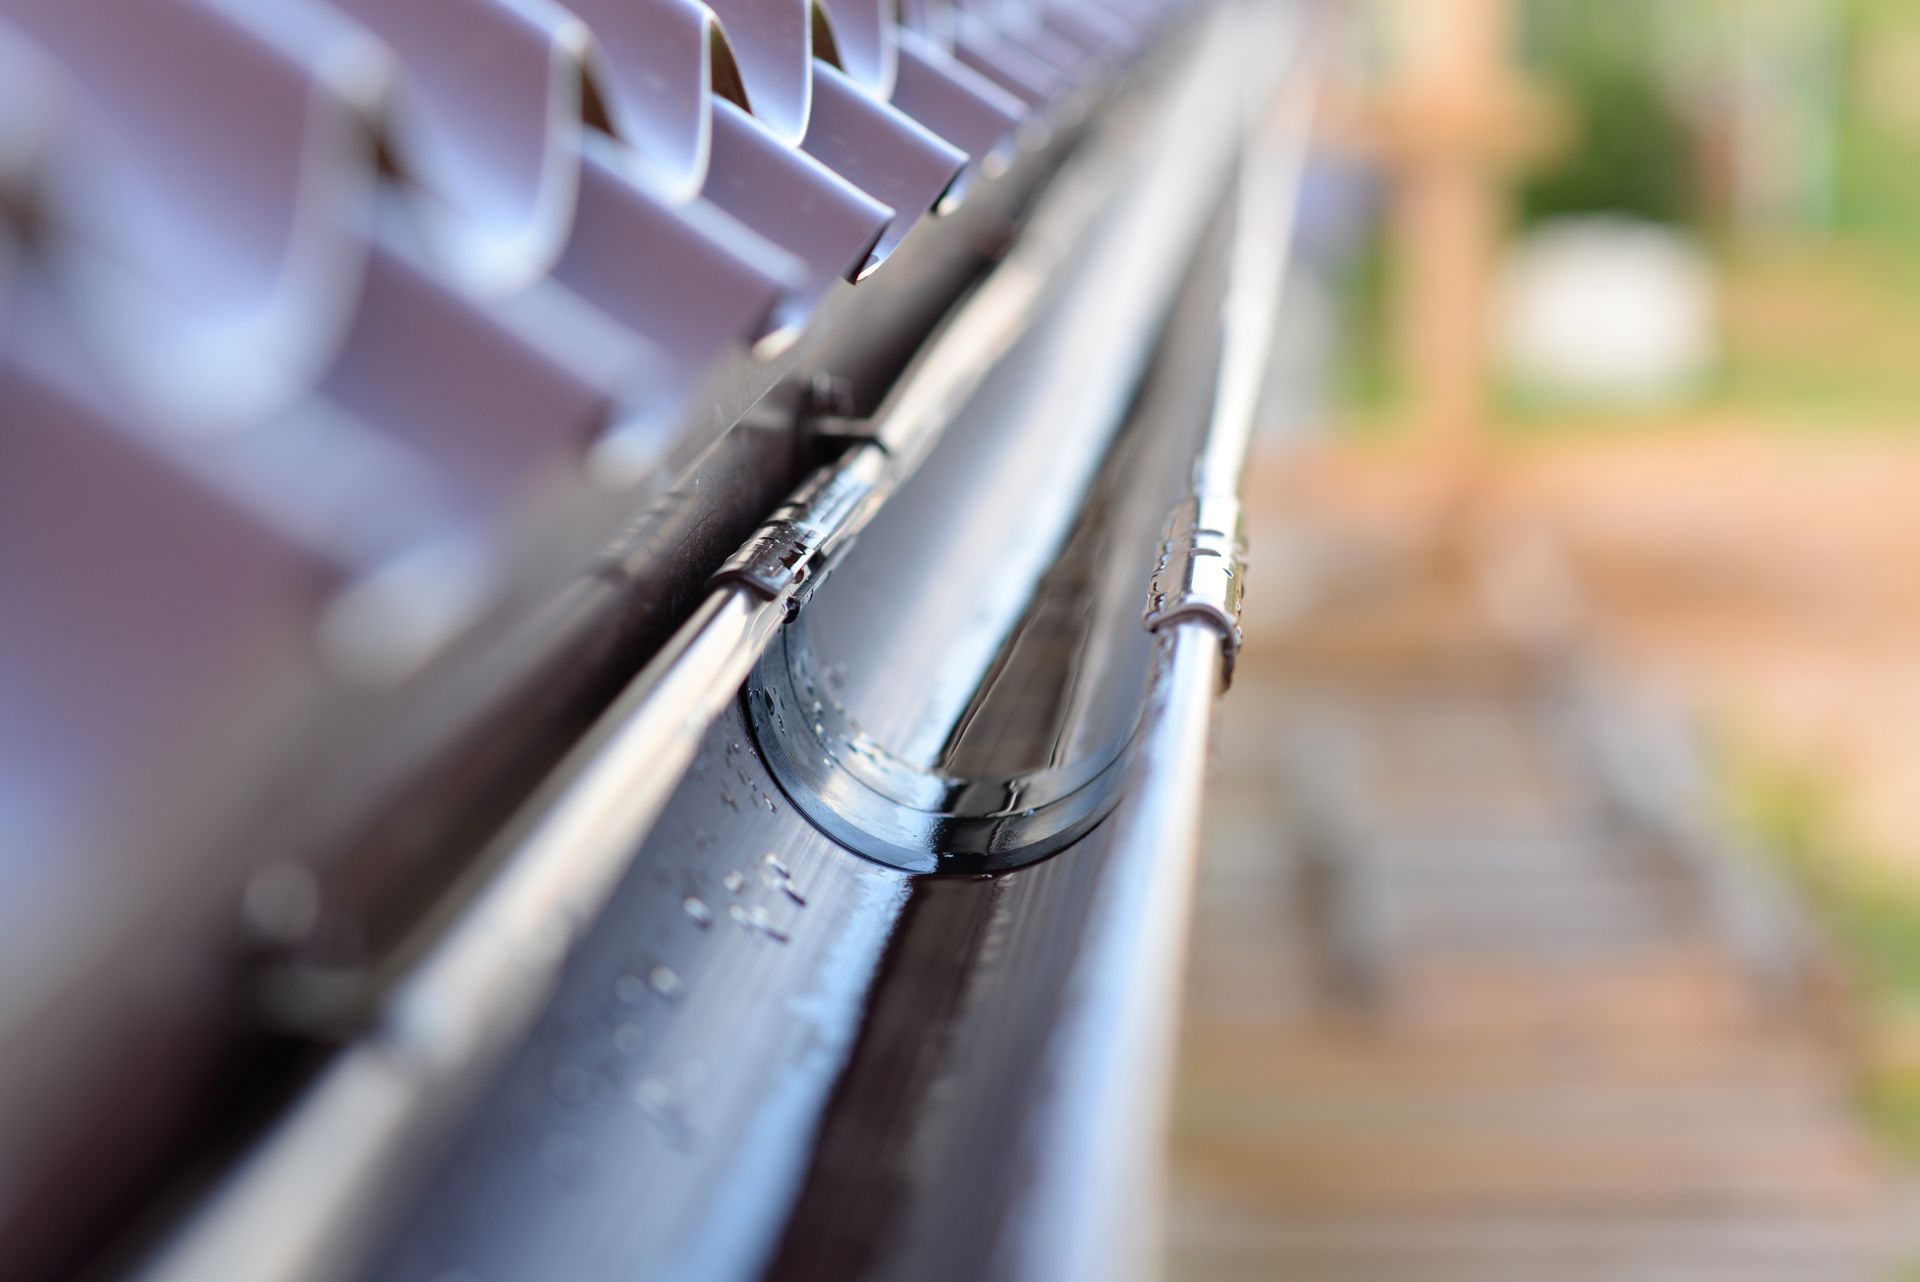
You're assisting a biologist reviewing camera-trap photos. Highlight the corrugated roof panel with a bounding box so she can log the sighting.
[0,0,1198,878]
[5,0,384,429]
[704,98,895,287]
[890,32,1024,195]
[819,0,896,94]
[802,60,966,261]
[313,243,617,523]
[0,354,345,863]
[0,0,1190,845]
[568,0,729,200]
[952,13,1075,109]
[700,0,818,144]
[324,0,591,295]
[0,0,1178,448]
[554,145,805,372]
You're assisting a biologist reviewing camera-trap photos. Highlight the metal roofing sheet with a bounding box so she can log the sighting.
[0,0,1180,657]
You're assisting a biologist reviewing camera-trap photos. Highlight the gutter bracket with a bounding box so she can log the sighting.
[707,444,888,612]
[1142,491,1246,687]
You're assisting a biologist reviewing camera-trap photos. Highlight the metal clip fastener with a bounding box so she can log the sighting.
[1143,492,1246,685]
[708,445,887,610]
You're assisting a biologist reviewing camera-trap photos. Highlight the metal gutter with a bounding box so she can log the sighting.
[994,45,1320,1280]
[126,6,1290,1279]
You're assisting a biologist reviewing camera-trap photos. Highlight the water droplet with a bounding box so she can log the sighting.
[762,853,791,877]
[615,973,647,1003]
[782,883,808,908]
[682,896,713,928]
[729,903,789,944]
[648,964,684,1002]
[722,871,746,894]
[633,1075,693,1146]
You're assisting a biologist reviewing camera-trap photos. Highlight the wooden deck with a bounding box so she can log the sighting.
[1167,471,1915,1281]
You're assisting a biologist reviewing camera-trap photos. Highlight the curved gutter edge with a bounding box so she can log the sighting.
[994,12,1321,1279]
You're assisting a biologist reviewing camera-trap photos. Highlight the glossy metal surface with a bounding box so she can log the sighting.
[1,0,1128,1264]
[996,61,1320,1282]
[1144,492,1248,681]
[364,12,1314,1281]
[118,12,1277,1278]
[996,627,1223,1282]
[742,0,1307,876]
[133,587,779,1282]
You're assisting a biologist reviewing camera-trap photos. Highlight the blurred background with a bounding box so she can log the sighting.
[1168,0,1920,1277]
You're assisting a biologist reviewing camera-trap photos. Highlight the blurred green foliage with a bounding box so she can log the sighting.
[1331,232,1399,427]
[1724,745,1920,1158]
[1517,0,1697,227]
[1832,0,1920,266]
[1328,0,1920,431]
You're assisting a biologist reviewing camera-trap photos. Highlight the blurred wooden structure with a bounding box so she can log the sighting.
[1166,464,1908,1281]
[1322,0,1565,459]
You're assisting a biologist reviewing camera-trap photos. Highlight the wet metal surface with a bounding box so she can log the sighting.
[370,700,910,1282]
[369,17,1311,1282]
